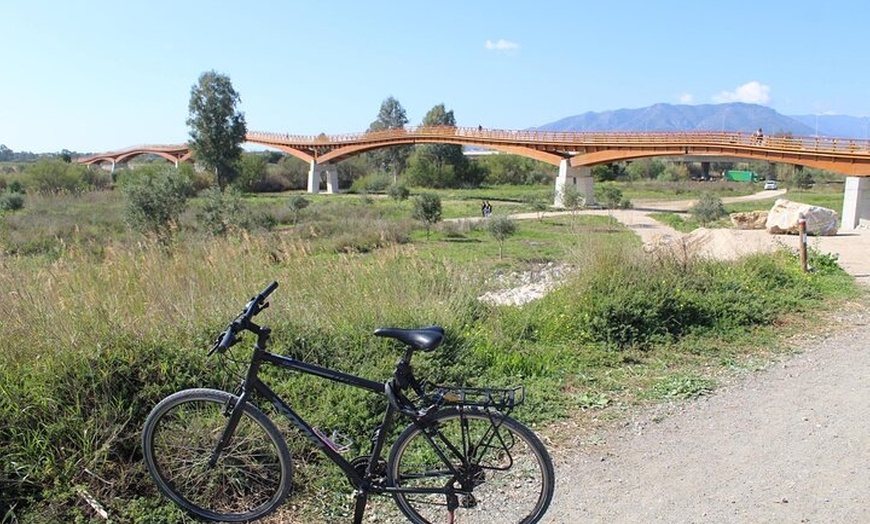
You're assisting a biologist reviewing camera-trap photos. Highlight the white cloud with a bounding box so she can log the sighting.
[485,39,519,52]
[679,93,695,104]
[712,81,772,104]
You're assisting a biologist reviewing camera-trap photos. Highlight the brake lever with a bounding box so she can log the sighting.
[207,333,224,356]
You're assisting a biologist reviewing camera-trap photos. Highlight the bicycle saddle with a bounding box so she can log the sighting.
[373,326,444,351]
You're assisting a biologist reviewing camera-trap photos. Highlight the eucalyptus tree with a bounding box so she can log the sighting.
[367,96,411,182]
[187,70,247,191]
[406,103,483,188]
[420,103,467,172]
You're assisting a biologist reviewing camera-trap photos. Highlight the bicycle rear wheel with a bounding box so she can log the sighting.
[142,388,292,522]
[388,407,554,524]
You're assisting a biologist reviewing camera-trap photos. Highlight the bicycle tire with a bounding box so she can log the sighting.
[387,407,554,524]
[142,388,293,522]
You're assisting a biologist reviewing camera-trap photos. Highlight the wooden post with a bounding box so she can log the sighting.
[798,216,808,272]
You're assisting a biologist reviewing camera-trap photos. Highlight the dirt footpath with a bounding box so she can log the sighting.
[544,316,870,523]
[537,192,870,522]
[569,190,870,286]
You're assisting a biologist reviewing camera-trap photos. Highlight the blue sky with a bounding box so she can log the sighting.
[2,0,868,153]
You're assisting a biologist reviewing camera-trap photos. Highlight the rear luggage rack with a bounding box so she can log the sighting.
[426,384,525,410]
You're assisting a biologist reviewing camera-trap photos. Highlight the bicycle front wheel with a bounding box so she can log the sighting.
[388,407,554,524]
[142,388,293,522]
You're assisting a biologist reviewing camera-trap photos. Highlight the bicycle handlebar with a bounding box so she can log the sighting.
[209,281,279,355]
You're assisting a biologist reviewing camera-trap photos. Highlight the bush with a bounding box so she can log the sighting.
[792,169,815,190]
[560,185,585,210]
[597,184,631,209]
[287,195,310,224]
[122,168,191,243]
[251,170,295,192]
[526,244,836,352]
[387,183,410,201]
[20,160,95,194]
[404,155,456,188]
[349,172,391,193]
[0,340,218,523]
[0,191,24,211]
[7,180,25,194]
[196,187,246,236]
[688,192,727,225]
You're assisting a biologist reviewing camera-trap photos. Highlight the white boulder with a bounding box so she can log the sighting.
[765,199,839,236]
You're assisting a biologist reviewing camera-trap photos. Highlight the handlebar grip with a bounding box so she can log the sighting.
[260,281,279,300]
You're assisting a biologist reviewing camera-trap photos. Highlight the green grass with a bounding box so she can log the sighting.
[620,180,758,201]
[0,182,863,523]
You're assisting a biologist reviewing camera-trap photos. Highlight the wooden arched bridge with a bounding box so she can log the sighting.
[77,127,870,228]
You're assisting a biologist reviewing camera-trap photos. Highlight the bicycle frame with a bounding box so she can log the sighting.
[214,323,474,500]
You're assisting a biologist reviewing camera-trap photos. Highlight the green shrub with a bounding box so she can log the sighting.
[123,167,191,244]
[195,187,256,236]
[20,160,96,194]
[387,183,410,201]
[0,191,24,211]
[688,192,727,225]
[0,339,217,522]
[597,184,630,209]
[7,180,25,194]
[287,194,310,224]
[529,246,832,352]
[560,184,585,210]
[349,172,391,193]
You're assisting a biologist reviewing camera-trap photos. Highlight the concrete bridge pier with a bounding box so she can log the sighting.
[307,161,340,194]
[554,160,595,208]
[324,164,338,193]
[841,176,870,229]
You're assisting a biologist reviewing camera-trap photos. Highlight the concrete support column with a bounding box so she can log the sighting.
[324,165,339,194]
[841,176,870,230]
[309,161,339,194]
[554,159,595,208]
[307,160,321,194]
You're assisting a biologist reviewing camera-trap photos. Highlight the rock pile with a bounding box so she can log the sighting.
[478,263,573,306]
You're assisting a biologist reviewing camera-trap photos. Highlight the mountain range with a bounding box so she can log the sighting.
[534,102,870,139]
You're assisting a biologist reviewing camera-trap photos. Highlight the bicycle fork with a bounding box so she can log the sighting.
[209,336,269,468]
[207,388,253,468]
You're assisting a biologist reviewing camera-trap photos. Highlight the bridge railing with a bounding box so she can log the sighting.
[246,127,870,155]
[82,128,870,164]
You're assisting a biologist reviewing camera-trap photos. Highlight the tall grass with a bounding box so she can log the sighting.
[0,234,494,522]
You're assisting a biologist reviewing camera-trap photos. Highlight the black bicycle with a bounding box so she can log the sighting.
[142,282,554,523]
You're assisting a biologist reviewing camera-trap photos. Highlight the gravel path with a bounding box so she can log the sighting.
[544,315,870,523]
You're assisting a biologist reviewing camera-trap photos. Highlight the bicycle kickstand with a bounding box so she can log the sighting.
[446,493,458,524]
[352,488,368,524]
